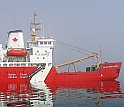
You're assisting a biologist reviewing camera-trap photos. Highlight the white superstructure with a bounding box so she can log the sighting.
[27,37,55,66]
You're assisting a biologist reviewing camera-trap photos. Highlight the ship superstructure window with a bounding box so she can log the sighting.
[39,41,52,46]
[40,42,43,45]
[48,42,51,45]
[44,42,47,45]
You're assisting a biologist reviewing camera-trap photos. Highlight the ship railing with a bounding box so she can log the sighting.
[0,62,46,67]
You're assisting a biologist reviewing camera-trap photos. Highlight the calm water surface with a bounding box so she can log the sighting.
[0,78,124,107]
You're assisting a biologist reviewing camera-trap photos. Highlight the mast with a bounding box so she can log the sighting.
[30,11,41,41]
[100,44,102,64]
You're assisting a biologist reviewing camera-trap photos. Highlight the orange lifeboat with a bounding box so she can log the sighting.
[7,49,28,57]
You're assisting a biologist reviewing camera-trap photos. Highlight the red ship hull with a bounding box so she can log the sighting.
[0,62,122,82]
[45,62,122,82]
[0,66,37,82]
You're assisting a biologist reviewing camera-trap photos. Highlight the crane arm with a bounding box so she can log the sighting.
[55,53,99,69]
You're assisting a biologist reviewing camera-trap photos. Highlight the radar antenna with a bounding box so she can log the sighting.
[30,11,41,41]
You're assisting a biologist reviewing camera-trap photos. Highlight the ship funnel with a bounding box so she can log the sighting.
[7,30,24,49]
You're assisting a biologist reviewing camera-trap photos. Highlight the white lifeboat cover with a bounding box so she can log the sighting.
[7,30,24,49]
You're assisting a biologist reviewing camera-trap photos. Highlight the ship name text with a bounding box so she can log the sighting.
[103,65,118,68]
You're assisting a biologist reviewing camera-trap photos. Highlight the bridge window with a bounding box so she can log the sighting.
[40,42,43,45]
[44,42,47,45]
[39,41,52,45]
[48,42,51,45]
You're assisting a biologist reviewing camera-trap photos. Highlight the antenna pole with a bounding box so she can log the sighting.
[100,44,102,63]
[49,15,51,37]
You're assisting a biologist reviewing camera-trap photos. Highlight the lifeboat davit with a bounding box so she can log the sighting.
[7,49,28,57]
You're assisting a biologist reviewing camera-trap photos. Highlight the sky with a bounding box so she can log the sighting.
[0,0,124,73]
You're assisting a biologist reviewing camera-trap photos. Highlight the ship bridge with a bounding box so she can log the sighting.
[26,11,55,67]
[27,37,55,48]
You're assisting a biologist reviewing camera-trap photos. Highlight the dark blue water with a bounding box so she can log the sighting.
[0,77,124,106]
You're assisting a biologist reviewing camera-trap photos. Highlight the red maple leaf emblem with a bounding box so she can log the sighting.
[13,37,18,42]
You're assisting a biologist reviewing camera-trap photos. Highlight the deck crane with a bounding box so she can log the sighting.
[55,53,101,71]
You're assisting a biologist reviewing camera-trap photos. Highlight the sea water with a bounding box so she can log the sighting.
[0,72,124,107]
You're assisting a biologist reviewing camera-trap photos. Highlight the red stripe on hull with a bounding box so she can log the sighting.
[45,62,122,82]
[0,66,37,82]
